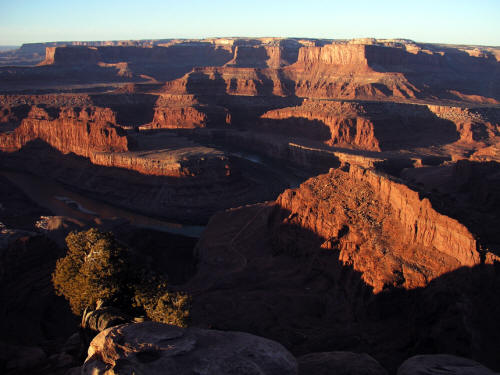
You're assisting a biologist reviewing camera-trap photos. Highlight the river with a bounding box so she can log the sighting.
[0,170,205,238]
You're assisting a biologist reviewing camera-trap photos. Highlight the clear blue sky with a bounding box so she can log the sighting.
[0,0,499,46]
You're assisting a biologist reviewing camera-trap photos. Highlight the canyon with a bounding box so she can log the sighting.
[0,37,499,375]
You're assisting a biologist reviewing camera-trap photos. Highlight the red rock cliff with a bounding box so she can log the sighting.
[260,101,380,150]
[295,44,370,70]
[0,106,129,156]
[40,46,100,65]
[259,100,475,151]
[293,43,449,72]
[163,67,288,97]
[274,166,480,292]
[225,46,291,68]
[40,44,234,67]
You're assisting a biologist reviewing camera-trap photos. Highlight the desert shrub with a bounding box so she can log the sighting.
[52,228,129,315]
[52,228,190,327]
[132,273,190,327]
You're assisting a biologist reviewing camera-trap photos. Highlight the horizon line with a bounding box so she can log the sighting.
[3,36,500,49]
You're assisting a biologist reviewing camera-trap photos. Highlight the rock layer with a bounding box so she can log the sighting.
[0,106,129,156]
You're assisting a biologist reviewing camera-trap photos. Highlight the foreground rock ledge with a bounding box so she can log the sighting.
[298,351,388,375]
[397,355,498,375]
[82,321,298,375]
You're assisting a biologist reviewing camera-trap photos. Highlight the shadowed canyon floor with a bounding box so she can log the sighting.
[0,37,499,374]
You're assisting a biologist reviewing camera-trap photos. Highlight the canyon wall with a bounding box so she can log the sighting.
[89,150,231,178]
[0,140,288,223]
[188,164,500,371]
[0,106,129,156]
[147,107,207,129]
[0,103,236,178]
[43,46,100,65]
[3,38,499,104]
[158,40,499,103]
[427,104,500,143]
[224,45,298,68]
[350,167,479,264]
[41,44,234,67]
[258,100,491,151]
[162,67,288,97]
[273,166,480,292]
[292,42,496,73]
[142,94,230,129]
[260,101,380,149]
[294,44,370,71]
[285,42,500,101]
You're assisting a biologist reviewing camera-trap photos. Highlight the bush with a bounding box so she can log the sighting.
[52,228,190,327]
[133,274,190,327]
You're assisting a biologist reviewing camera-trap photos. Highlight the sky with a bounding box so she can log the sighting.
[0,0,499,46]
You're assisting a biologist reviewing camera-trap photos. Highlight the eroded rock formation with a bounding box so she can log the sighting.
[274,166,480,292]
[0,106,128,156]
[186,165,500,371]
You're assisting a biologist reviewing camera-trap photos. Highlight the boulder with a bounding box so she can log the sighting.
[397,355,497,375]
[82,321,298,375]
[298,351,388,375]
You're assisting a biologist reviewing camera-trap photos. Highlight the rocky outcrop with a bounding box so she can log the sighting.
[350,167,479,265]
[0,94,94,108]
[294,44,372,71]
[89,149,231,178]
[259,100,469,151]
[397,355,497,375]
[0,106,129,156]
[186,165,500,371]
[298,352,388,375]
[163,67,288,97]
[260,101,378,149]
[40,44,233,67]
[0,104,233,178]
[82,322,298,375]
[283,41,500,102]
[0,103,235,178]
[42,46,100,65]
[199,128,385,171]
[142,95,230,129]
[225,45,295,68]
[274,166,479,292]
[427,105,500,143]
[291,41,465,73]
[400,160,500,258]
[147,106,207,129]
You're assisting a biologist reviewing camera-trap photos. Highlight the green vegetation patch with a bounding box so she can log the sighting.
[52,228,190,327]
